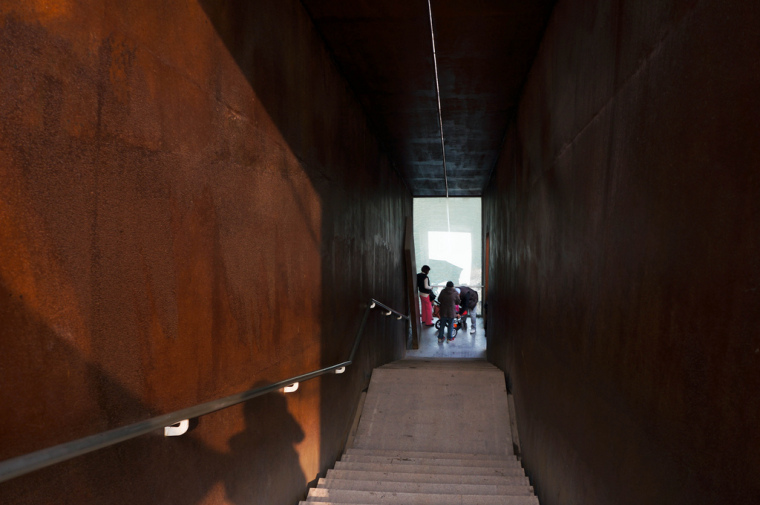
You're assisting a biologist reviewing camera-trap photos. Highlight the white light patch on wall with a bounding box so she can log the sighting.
[428,231,471,285]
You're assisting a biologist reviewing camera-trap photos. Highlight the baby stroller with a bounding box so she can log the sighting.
[433,301,468,338]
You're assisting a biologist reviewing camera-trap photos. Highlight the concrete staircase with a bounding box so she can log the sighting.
[300,359,538,504]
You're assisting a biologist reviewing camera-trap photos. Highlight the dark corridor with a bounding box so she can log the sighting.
[1,1,759,504]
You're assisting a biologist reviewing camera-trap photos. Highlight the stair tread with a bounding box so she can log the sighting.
[368,369,505,384]
[304,489,538,504]
[380,359,500,370]
[352,437,512,456]
[340,455,521,468]
[333,461,525,477]
[325,469,529,486]
[317,478,533,495]
[345,448,513,461]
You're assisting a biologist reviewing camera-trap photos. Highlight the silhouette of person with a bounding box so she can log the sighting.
[225,387,306,504]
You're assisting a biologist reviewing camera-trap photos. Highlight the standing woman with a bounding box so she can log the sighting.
[417,265,434,326]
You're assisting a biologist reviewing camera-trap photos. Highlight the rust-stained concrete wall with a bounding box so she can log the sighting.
[0,1,410,504]
[484,1,760,504]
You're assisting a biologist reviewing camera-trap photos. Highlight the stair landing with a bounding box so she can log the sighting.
[353,360,512,455]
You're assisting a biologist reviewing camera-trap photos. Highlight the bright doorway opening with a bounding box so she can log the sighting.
[413,198,482,310]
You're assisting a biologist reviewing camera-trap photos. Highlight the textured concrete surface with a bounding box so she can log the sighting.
[305,361,536,504]
[0,1,409,504]
[354,365,512,456]
[345,448,512,459]
[483,1,760,504]
[333,461,526,477]
[315,478,532,495]
[338,455,520,468]
[304,489,538,505]
[327,468,530,486]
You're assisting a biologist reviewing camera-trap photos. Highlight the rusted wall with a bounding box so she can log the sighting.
[484,1,760,504]
[0,1,410,504]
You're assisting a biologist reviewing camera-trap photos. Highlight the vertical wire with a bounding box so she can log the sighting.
[426,0,449,198]
[446,198,451,233]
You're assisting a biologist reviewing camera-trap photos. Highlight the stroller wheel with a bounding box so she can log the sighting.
[434,320,442,330]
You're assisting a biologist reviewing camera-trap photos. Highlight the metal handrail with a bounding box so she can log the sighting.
[0,298,408,483]
[368,298,409,319]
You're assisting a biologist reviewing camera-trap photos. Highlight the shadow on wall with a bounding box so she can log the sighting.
[195,0,410,484]
[0,0,406,502]
[193,0,407,355]
[0,280,307,505]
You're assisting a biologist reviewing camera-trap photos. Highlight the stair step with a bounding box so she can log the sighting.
[303,489,539,504]
[368,369,505,386]
[317,478,534,496]
[345,448,514,461]
[351,437,513,457]
[333,461,525,477]
[380,359,500,370]
[321,362,537,504]
[325,469,529,486]
[340,455,521,468]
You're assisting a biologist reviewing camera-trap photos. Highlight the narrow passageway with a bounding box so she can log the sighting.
[2,0,759,504]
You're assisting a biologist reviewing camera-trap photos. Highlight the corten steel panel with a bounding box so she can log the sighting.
[484,1,760,504]
[0,0,410,503]
[301,0,556,197]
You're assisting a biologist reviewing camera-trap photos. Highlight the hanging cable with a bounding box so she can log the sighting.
[446,198,451,233]
[426,0,449,198]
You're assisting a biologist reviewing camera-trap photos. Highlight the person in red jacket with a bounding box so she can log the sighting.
[457,285,479,334]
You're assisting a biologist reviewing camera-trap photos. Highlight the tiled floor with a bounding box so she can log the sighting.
[406,317,487,359]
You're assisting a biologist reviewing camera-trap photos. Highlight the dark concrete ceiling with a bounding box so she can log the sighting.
[301,0,557,197]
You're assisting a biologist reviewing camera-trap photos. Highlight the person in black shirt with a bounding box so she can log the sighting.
[417,265,434,326]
